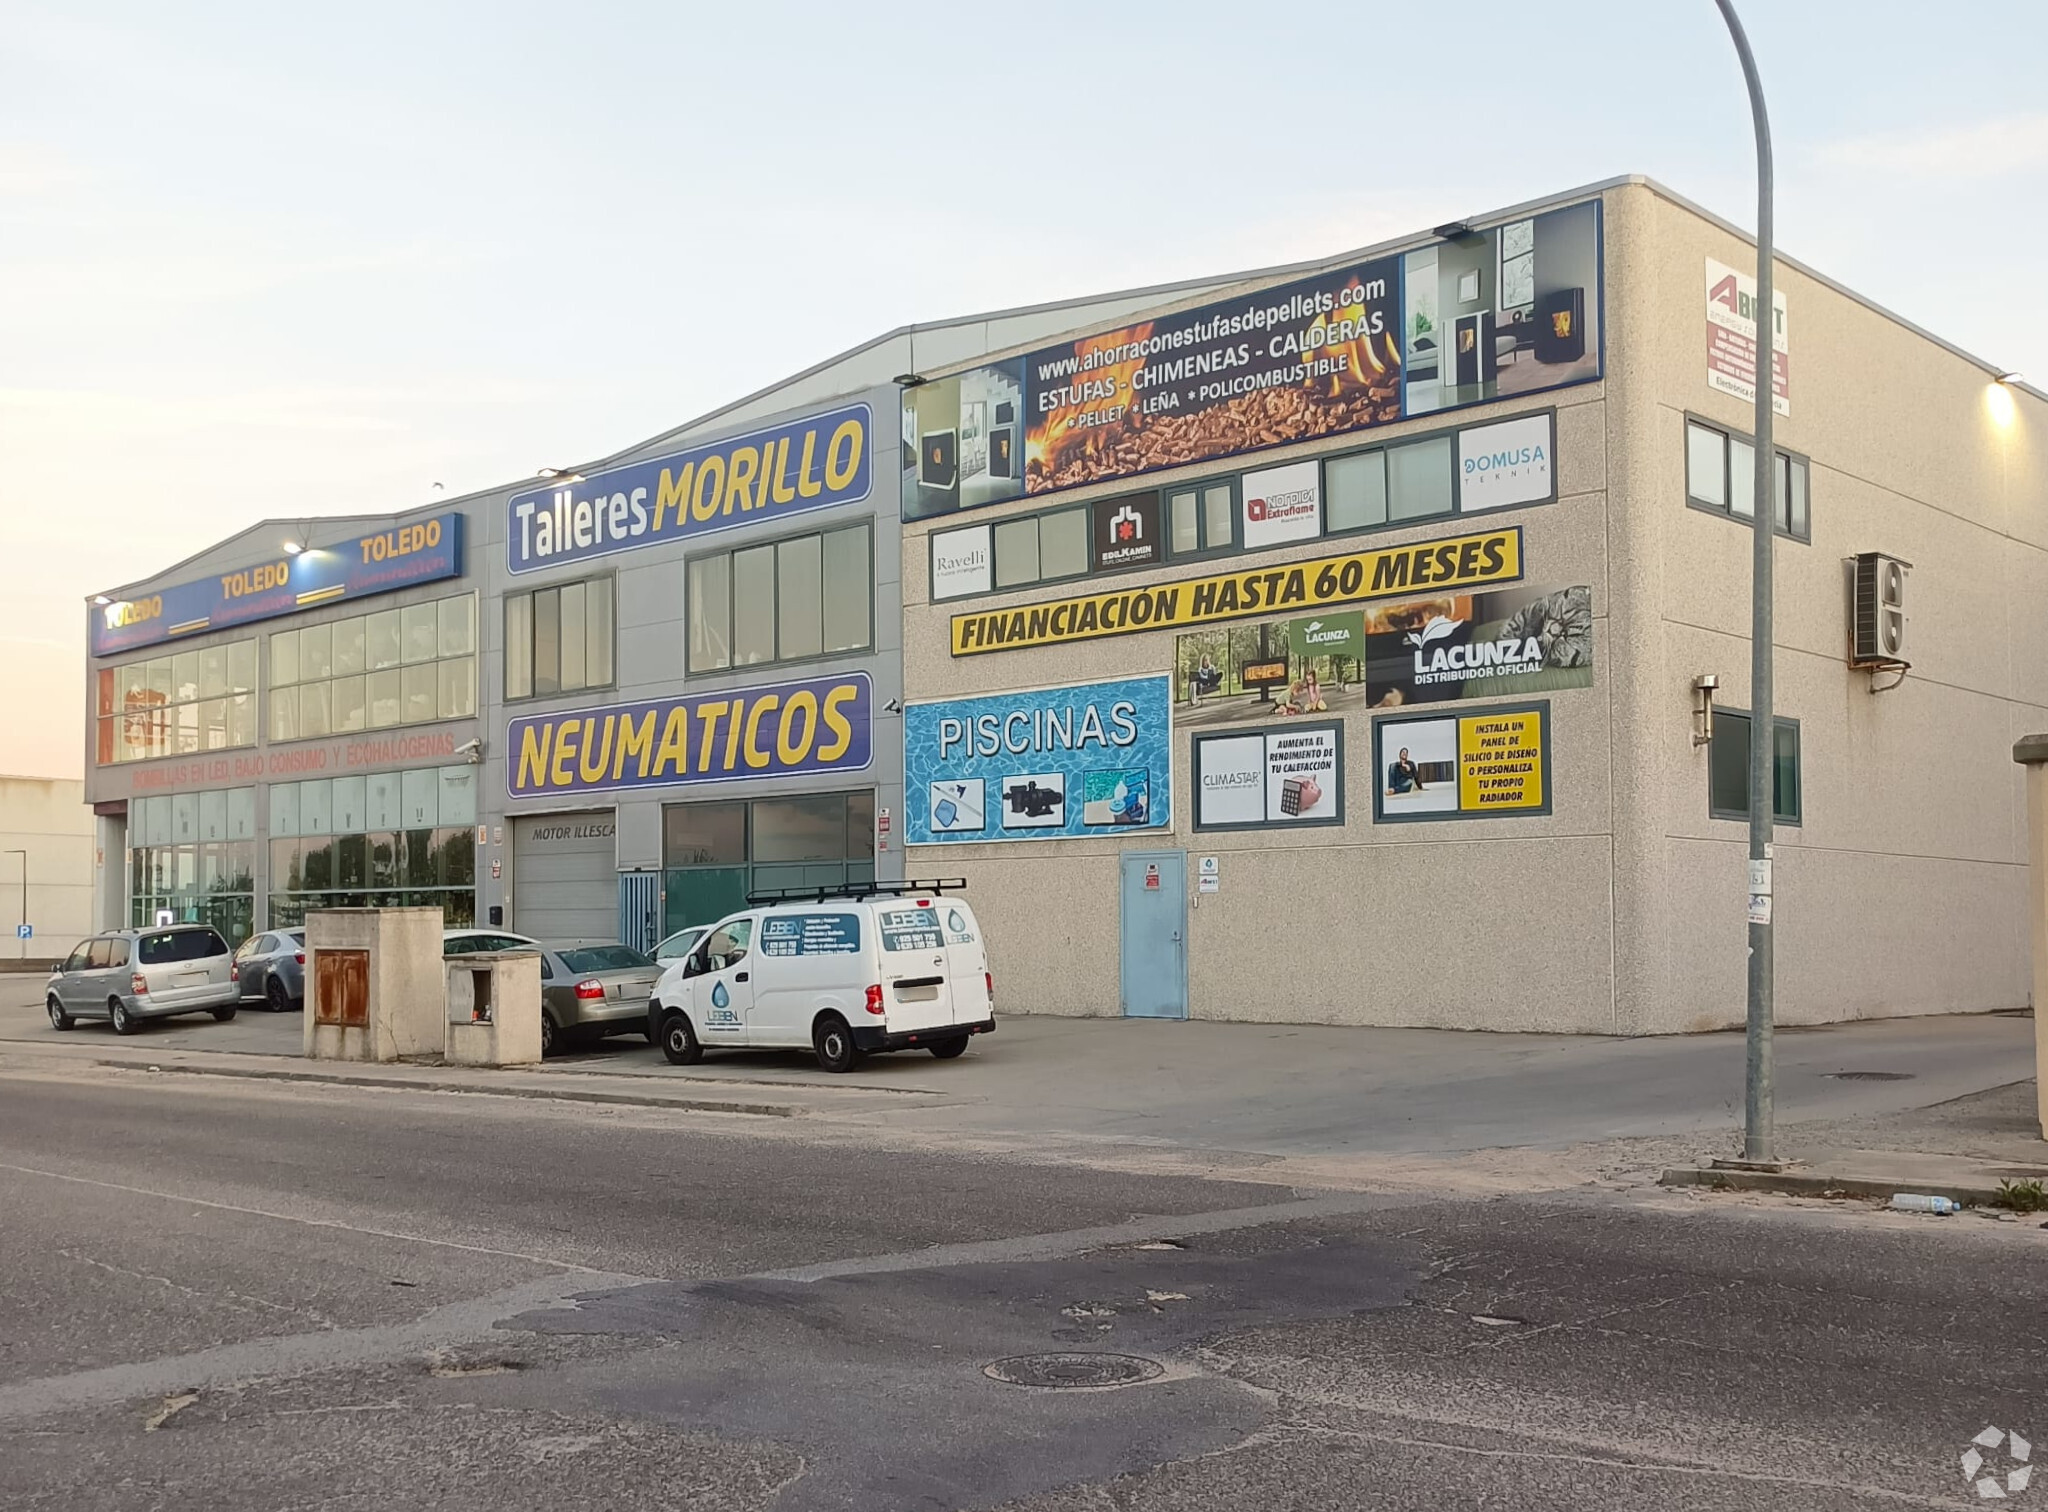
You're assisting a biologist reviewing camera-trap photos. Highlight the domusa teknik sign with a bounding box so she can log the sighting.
[91,513,464,657]
[505,403,872,575]
[948,526,1522,656]
[507,672,872,800]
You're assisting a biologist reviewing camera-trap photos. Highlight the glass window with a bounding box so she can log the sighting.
[227,639,256,694]
[333,776,367,833]
[753,794,850,863]
[402,664,437,725]
[1041,509,1088,579]
[171,793,198,843]
[401,767,437,828]
[401,603,439,664]
[662,801,747,866]
[438,659,475,720]
[1708,711,1801,825]
[300,680,331,739]
[368,772,403,830]
[438,595,474,659]
[1168,490,1200,555]
[146,657,173,702]
[368,669,403,728]
[585,577,614,685]
[687,556,731,673]
[1729,436,1756,519]
[1388,436,1453,521]
[172,651,199,703]
[300,779,333,836]
[366,609,403,670]
[1325,450,1388,532]
[1686,421,1727,508]
[822,527,868,653]
[300,623,332,681]
[845,790,875,856]
[994,517,1039,588]
[228,692,257,748]
[533,588,561,696]
[1775,454,1809,539]
[227,787,256,841]
[269,686,299,744]
[199,789,228,841]
[1168,481,1234,555]
[732,545,776,665]
[198,699,227,750]
[438,766,477,828]
[331,675,366,732]
[777,534,824,660]
[560,581,589,689]
[198,645,227,699]
[505,593,533,700]
[332,616,365,676]
[1202,484,1234,548]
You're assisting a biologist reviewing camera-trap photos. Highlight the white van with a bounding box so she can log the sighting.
[648,884,994,1073]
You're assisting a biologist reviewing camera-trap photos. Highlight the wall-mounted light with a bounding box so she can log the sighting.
[1433,219,1476,240]
[282,540,304,556]
[537,466,584,483]
[1997,371,2024,385]
[1988,376,2020,429]
[1692,674,1720,748]
[893,373,928,388]
[92,594,111,606]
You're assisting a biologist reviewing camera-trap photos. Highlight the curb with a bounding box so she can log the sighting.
[110,1060,798,1118]
[1658,1165,2018,1207]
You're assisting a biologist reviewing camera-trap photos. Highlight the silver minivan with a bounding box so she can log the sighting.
[47,925,240,1035]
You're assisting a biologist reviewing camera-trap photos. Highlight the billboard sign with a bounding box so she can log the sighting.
[1374,701,1551,822]
[1192,721,1343,830]
[1705,257,1789,416]
[1361,583,1593,708]
[904,674,1172,844]
[92,513,465,658]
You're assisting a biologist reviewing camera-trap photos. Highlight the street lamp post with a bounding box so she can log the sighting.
[3,849,24,960]
[1712,0,1779,1166]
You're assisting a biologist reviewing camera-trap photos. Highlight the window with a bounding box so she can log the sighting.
[269,593,475,740]
[95,638,257,765]
[685,522,871,674]
[1325,451,1389,532]
[504,577,613,700]
[1388,435,1454,521]
[1685,419,1810,541]
[990,506,1088,590]
[659,791,874,936]
[126,787,257,946]
[1708,710,1801,825]
[262,762,478,930]
[1167,480,1236,556]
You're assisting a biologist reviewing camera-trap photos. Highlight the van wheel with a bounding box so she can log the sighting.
[928,1038,968,1060]
[813,1014,863,1074]
[211,1004,238,1022]
[110,998,140,1036]
[660,1011,702,1066]
[47,995,74,1031]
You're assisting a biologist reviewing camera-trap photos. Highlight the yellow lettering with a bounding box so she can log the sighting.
[655,464,695,530]
[516,724,553,791]
[796,430,823,498]
[743,695,777,769]
[651,707,690,777]
[769,437,797,504]
[695,700,730,771]
[725,445,760,513]
[614,710,657,779]
[550,720,580,788]
[817,684,858,761]
[578,716,613,784]
[691,454,726,522]
[776,691,818,765]
[823,418,862,492]
[724,696,746,769]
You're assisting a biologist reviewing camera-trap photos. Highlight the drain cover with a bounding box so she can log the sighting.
[982,1352,1164,1389]
[1826,1071,1914,1081]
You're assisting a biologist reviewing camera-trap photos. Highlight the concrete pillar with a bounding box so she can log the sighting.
[2011,735,2048,1138]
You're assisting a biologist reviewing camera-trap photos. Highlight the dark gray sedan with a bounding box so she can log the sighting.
[233,929,306,1011]
[539,941,662,1057]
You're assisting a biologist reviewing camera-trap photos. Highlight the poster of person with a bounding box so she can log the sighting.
[1173,611,1367,729]
[1362,583,1592,709]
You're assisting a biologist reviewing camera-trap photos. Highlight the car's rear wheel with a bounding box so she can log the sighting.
[211,1004,237,1022]
[660,1011,703,1066]
[110,997,139,1036]
[266,978,291,1013]
[927,1037,968,1060]
[813,1013,862,1074]
[46,995,74,1031]
[540,1012,560,1059]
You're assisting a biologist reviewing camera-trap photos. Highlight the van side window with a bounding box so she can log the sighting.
[707,920,753,969]
[108,940,130,969]
[87,939,113,970]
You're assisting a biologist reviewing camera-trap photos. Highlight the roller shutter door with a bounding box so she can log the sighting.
[511,812,617,943]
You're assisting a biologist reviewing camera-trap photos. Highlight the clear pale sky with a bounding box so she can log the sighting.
[5,1,2044,779]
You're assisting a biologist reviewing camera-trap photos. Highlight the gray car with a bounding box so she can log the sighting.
[538,941,662,1058]
[233,929,306,1012]
[47,925,239,1035]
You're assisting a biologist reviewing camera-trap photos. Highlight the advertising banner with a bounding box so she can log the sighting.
[1192,721,1343,830]
[506,403,873,575]
[1456,413,1554,512]
[904,674,1172,844]
[1361,583,1592,708]
[930,523,993,601]
[92,513,465,658]
[1705,258,1789,416]
[905,200,1602,519]
[951,526,1522,656]
[1177,612,1364,731]
[507,672,871,801]
[1374,701,1551,822]
[1093,494,1161,572]
[1240,459,1322,550]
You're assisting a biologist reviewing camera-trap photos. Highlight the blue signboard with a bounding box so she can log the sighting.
[760,913,862,957]
[508,671,872,801]
[904,674,1172,844]
[506,403,874,576]
[91,513,466,658]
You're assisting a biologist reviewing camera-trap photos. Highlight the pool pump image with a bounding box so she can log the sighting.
[1003,780,1062,819]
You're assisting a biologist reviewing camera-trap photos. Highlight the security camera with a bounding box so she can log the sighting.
[455,738,484,765]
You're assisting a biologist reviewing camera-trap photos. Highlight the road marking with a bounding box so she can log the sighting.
[0,1160,612,1274]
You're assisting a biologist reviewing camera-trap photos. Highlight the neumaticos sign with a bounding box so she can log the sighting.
[506,403,873,575]
[949,526,1522,655]
[92,514,464,658]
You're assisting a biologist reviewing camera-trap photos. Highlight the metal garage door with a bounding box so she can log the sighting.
[511,812,618,943]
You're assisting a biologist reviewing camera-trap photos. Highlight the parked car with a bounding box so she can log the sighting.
[234,929,306,1012]
[442,928,539,955]
[652,925,708,967]
[537,941,662,1057]
[47,924,239,1035]
[648,890,993,1072]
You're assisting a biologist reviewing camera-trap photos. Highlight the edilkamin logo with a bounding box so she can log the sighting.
[1962,1426,2031,1499]
[1110,504,1143,543]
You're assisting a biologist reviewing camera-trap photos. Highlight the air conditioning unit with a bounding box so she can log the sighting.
[1849,551,1910,667]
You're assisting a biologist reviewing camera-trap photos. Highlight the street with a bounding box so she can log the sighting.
[4,1053,2046,1511]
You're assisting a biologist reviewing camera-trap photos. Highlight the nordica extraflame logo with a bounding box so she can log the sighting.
[1404,616,1543,683]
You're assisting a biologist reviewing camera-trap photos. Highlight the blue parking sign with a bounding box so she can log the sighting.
[15,924,31,940]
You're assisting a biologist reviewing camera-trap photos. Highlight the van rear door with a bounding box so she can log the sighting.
[936,902,991,1025]
[873,903,953,1034]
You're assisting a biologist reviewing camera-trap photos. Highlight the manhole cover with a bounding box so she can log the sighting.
[1826,1071,1915,1081]
[982,1352,1164,1389]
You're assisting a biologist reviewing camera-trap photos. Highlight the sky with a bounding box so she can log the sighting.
[5,0,2045,780]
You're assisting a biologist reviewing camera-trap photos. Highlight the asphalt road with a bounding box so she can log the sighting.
[3,1065,2045,1511]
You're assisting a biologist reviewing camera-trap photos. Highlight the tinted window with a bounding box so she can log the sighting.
[87,939,113,970]
[138,929,228,965]
[62,944,91,973]
[108,940,130,969]
[558,945,654,974]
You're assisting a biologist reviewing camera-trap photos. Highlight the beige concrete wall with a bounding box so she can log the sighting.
[1610,181,2047,1032]
[0,776,94,959]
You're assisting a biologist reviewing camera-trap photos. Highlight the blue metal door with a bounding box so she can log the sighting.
[617,871,660,955]
[1119,850,1187,1019]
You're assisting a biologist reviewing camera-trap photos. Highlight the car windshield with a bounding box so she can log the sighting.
[558,945,654,974]
[137,929,227,965]
[657,930,703,955]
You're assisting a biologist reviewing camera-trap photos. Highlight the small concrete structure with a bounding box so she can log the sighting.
[445,950,544,1067]
[2012,736,2048,1138]
[303,907,446,1063]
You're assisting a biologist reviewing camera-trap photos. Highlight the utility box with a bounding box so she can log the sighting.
[303,907,446,1062]
[445,950,544,1067]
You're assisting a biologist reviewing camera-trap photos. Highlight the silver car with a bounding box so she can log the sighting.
[47,925,239,1035]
